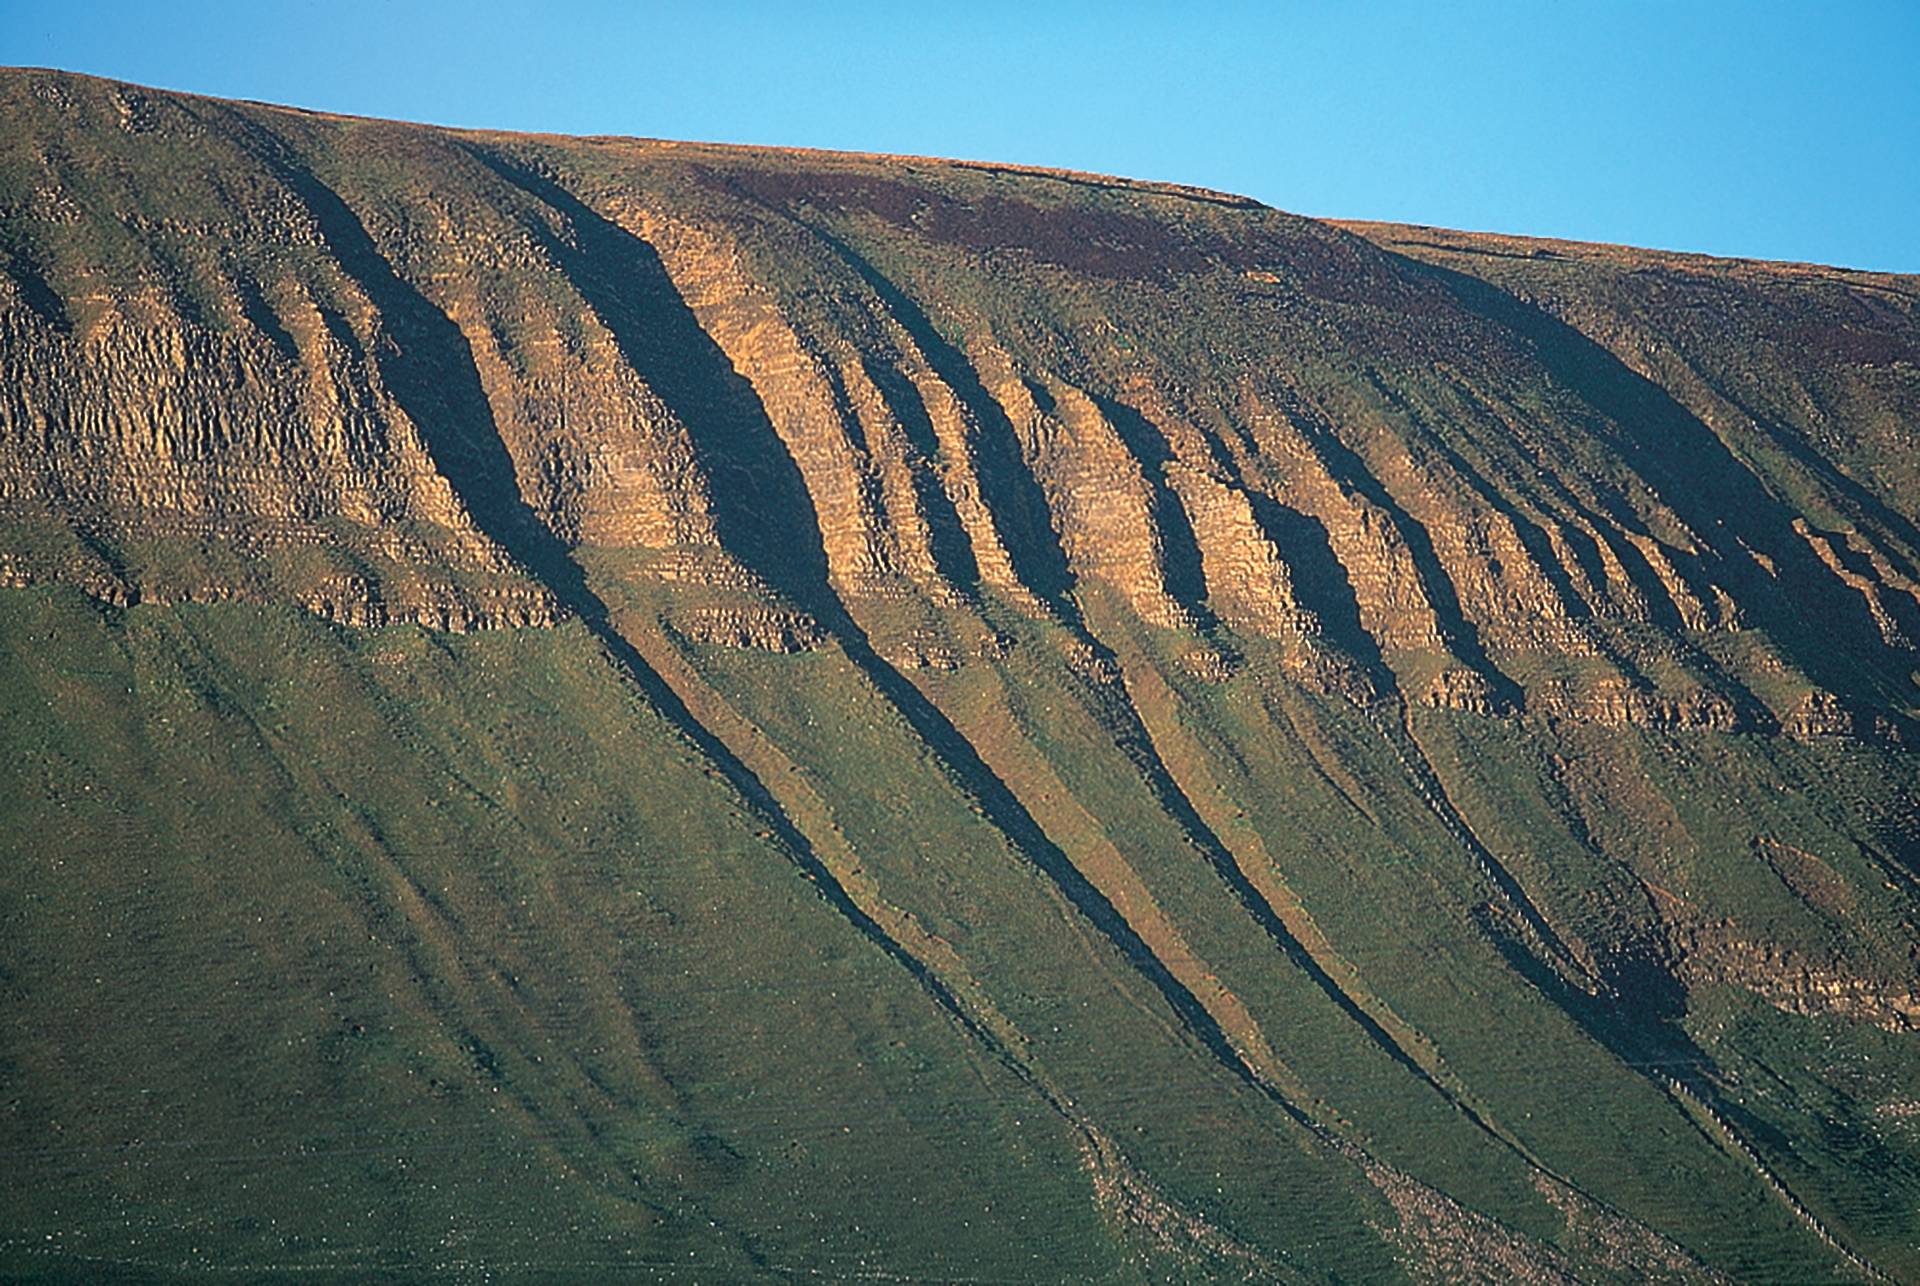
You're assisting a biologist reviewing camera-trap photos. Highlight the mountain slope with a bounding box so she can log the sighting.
[2,69,1917,1281]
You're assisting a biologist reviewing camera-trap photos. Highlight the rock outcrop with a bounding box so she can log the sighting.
[4,71,1916,740]
[5,71,1919,1285]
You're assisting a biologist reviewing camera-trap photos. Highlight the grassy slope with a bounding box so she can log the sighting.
[3,70,1919,1282]
[0,589,1148,1281]
[6,539,1918,1280]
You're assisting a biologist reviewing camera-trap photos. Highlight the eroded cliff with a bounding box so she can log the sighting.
[4,70,1918,1282]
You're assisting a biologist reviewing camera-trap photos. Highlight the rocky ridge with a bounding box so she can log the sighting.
[4,70,1920,1282]
[3,71,1916,741]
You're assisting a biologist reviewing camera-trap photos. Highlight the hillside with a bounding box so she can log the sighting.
[2,69,1917,1281]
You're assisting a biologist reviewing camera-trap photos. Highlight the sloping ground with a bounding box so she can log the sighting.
[2,70,1917,1281]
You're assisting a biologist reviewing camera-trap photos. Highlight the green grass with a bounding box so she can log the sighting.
[4,67,1918,1281]
[0,590,1147,1280]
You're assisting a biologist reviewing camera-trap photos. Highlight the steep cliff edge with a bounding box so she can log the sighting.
[4,70,1918,1281]
[4,70,1915,735]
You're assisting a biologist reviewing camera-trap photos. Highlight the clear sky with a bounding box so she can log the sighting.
[5,0,1916,272]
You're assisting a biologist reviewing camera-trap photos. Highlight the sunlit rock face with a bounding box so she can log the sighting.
[2,69,1917,1282]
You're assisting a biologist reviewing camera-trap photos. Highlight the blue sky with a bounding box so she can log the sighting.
[5,1,1916,272]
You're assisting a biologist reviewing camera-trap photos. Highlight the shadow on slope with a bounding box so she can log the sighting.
[219,119,1038,1146]
[785,216,1080,614]
[470,146,1324,1122]
[1088,391,1219,631]
[1399,254,1916,717]
[1275,381,1527,712]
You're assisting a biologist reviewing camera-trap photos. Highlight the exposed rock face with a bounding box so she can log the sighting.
[1532,675,1746,733]
[5,71,1920,1284]
[3,73,1916,741]
[678,604,824,653]
[1693,941,1920,1031]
